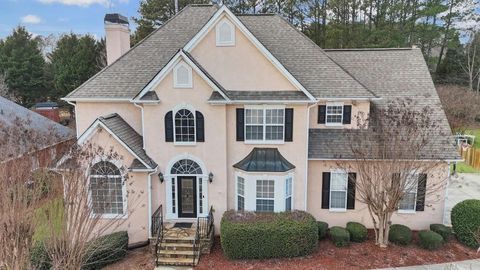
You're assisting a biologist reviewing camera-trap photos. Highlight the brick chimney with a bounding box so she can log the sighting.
[104,13,130,65]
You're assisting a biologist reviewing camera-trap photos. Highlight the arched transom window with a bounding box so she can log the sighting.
[90,161,124,215]
[170,159,203,175]
[173,62,192,88]
[175,109,195,142]
[216,18,235,46]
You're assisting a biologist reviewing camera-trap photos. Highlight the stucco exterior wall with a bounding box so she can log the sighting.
[190,16,297,91]
[307,160,449,230]
[75,102,142,135]
[309,100,370,129]
[87,129,149,244]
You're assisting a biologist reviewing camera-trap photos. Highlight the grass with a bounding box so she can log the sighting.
[452,162,480,174]
[463,129,480,149]
[33,198,65,242]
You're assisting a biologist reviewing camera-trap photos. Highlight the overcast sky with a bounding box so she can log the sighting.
[0,0,139,39]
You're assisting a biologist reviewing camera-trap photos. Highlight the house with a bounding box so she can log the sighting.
[0,96,74,166]
[63,4,459,266]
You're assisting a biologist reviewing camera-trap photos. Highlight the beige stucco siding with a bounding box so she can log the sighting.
[307,160,448,230]
[309,100,370,129]
[87,129,149,244]
[75,102,142,136]
[191,17,297,91]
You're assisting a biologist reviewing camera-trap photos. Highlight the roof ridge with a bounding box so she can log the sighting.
[324,48,415,51]
[270,14,379,99]
[236,13,276,16]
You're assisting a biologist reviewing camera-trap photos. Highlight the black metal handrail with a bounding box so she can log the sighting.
[153,205,164,266]
[192,216,201,265]
[198,206,214,238]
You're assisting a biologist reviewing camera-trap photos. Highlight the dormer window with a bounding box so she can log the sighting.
[216,18,235,46]
[173,62,192,88]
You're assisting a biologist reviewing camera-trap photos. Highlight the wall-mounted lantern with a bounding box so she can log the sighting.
[158,172,164,183]
[208,172,214,183]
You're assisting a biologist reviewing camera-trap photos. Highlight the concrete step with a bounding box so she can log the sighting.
[163,237,195,244]
[158,249,195,258]
[159,242,194,251]
[157,256,199,267]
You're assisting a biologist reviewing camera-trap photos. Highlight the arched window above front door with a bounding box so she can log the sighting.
[170,159,203,175]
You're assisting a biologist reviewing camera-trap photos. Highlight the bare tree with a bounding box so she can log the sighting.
[436,84,480,130]
[460,31,480,92]
[337,99,450,248]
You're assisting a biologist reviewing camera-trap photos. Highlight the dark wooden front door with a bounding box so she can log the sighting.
[177,176,197,218]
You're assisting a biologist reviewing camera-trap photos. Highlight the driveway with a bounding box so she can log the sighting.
[444,173,480,225]
[376,258,480,269]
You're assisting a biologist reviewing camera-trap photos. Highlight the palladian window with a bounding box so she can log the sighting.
[89,161,124,215]
[175,109,195,142]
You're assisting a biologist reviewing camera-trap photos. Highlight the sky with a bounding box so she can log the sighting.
[0,0,140,39]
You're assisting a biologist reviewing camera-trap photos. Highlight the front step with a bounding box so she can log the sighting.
[158,249,195,259]
[157,255,199,266]
[160,241,195,251]
[156,239,199,267]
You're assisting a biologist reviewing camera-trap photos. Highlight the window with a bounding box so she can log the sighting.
[216,18,235,46]
[256,180,275,212]
[399,173,418,212]
[237,177,245,211]
[326,103,343,125]
[245,107,284,142]
[174,109,195,142]
[285,177,292,211]
[90,161,124,215]
[330,171,348,210]
[173,62,192,88]
[170,159,202,175]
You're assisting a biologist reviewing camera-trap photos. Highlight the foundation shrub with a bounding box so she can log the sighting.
[451,199,480,249]
[418,230,444,250]
[329,226,350,247]
[317,221,329,240]
[389,224,412,245]
[430,224,452,242]
[346,222,368,242]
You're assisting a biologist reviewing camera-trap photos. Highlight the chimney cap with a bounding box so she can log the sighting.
[104,13,129,25]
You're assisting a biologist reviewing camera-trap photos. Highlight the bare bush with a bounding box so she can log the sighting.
[436,84,480,130]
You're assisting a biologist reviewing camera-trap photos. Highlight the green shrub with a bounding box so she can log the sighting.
[220,210,318,259]
[389,224,412,245]
[329,226,350,247]
[451,199,480,249]
[430,224,452,242]
[346,222,368,242]
[317,221,329,240]
[30,231,128,270]
[418,230,444,250]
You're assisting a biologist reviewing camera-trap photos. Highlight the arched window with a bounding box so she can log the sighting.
[216,18,235,46]
[170,159,203,175]
[174,109,195,142]
[89,161,124,215]
[173,62,192,88]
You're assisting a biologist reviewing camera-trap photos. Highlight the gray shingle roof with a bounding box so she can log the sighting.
[308,48,460,160]
[140,91,159,101]
[98,113,157,168]
[65,5,218,99]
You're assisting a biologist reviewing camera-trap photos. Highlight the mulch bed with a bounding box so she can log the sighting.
[105,231,479,270]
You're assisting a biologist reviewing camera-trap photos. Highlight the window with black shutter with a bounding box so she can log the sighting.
[416,174,427,211]
[165,111,173,142]
[284,108,294,142]
[343,105,352,124]
[347,172,356,209]
[236,108,244,141]
[195,111,204,142]
[321,172,330,209]
[318,105,326,124]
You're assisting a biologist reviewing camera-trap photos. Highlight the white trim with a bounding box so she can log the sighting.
[183,6,316,102]
[208,99,314,105]
[308,158,463,162]
[77,119,152,169]
[133,50,230,102]
[216,17,235,46]
[62,97,131,102]
[133,102,146,149]
[397,172,418,213]
[304,103,316,211]
[172,104,197,145]
[329,169,348,211]
[173,61,193,88]
[244,105,286,144]
[325,102,344,126]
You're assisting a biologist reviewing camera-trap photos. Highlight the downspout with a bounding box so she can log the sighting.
[443,161,451,225]
[133,102,146,149]
[304,102,317,211]
[65,100,79,138]
[147,168,158,238]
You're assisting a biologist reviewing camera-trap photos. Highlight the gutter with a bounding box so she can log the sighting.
[133,102,146,149]
[147,167,158,238]
[65,100,79,138]
[304,103,317,211]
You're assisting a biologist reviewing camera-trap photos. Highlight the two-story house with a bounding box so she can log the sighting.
[63,4,459,253]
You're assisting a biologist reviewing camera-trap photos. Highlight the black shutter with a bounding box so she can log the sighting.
[343,105,352,124]
[165,111,173,142]
[236,108,244,141]
[321,172,331,209]
[347,173,356,209]
[318,105,326,124]
[284,108,294,142]
[416,174,427,211]
[196,111,204,142]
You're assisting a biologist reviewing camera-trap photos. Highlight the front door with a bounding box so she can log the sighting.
[177,176,197,218]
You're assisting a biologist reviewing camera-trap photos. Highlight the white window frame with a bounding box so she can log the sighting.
[236,176,245,211]
[329,170,348,212]
[398,173,418,214]
[325,102,344,126]
[88,161,127,219]
[173,61,193,88]
[285,177,293,211]
[244,105,285,144]
[172,105,196,146]
[215,18,235,46]
[256,179,275,212]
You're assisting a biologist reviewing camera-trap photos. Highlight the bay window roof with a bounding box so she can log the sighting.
[233,148,295,172]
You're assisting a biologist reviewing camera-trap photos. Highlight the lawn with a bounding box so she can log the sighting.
[454,162,480,173]
[465,129,480,149]
[33,198,65,242]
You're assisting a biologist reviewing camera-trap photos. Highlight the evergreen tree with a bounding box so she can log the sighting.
[0,26,47,106]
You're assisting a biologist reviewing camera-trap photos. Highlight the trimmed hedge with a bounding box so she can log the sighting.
[317,221,329,240]
[451,199,480,249]
[389,224,412,245]
[30,231,128,270]
[346,222,368,242]
[430,224,452,242]
[220,210,318,259]
[329,226,350,247]
[418,230,444,250]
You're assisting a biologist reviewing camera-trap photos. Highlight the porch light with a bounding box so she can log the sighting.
[158,172,164,183]
[208,172,214,183]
